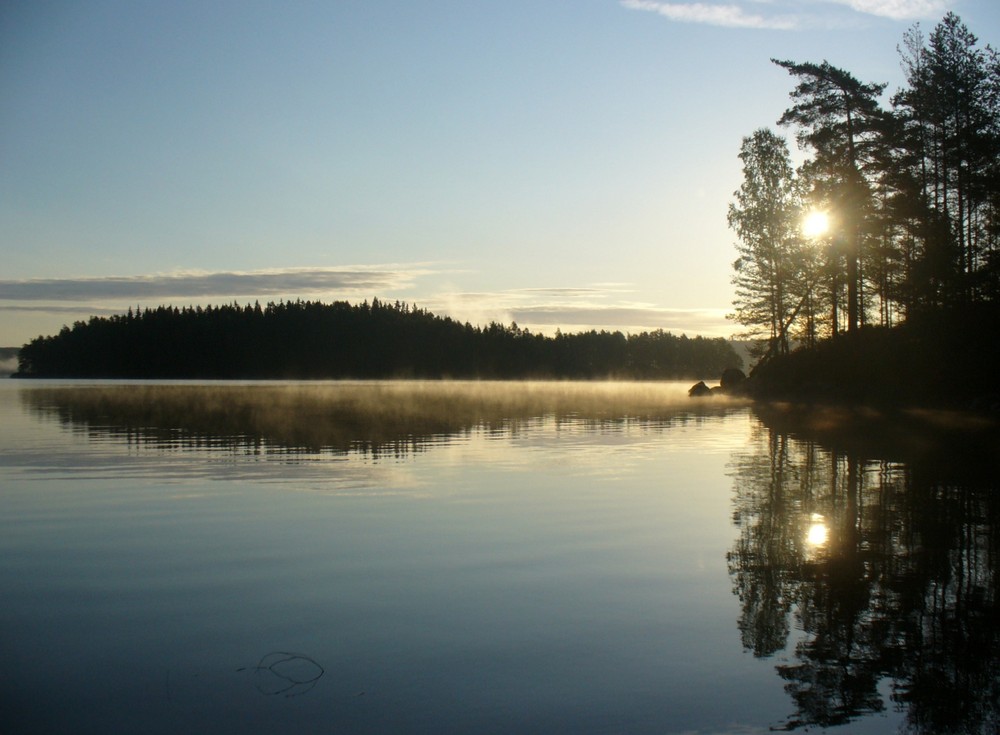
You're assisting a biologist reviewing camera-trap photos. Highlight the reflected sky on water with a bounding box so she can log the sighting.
[1,381,996,734]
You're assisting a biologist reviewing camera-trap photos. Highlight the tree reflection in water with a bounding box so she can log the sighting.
[19,381,731,460]
[728,404,1000,733]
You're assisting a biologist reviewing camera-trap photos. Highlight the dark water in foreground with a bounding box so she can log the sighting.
[1,381,997,734]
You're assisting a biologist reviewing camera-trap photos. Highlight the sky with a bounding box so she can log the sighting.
[2,0,998,347]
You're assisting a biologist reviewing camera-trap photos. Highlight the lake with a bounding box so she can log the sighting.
[1,380,997,734]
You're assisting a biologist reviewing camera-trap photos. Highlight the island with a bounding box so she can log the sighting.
[12,298,741,381]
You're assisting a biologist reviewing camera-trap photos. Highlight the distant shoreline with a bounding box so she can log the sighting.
[11,300,743,381]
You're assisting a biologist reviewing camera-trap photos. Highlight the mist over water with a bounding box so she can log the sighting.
[18,380,746,460]
[1,380,997,734]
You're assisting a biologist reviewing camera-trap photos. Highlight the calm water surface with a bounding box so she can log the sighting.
[1,381,997,734]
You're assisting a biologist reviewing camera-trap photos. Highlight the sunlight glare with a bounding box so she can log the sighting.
[802,210,830,239]
[806,514,829,547]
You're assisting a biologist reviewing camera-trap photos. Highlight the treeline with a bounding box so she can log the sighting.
[730,12,1000,355]
[15,298,741,379]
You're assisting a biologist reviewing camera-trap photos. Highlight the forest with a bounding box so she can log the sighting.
[730,12,1000,404]
[13,298,740,380]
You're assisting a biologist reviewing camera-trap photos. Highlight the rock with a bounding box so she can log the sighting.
[720,368,747,393]
[688,381,713,397]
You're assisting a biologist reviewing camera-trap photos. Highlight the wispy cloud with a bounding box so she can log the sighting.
[511,305,732,335]
[829,0,950,20]
[0,304,124,315]
[0,268,734,341]
[426,287,732,337]
[621,0,798,30]
[621,0,953,30]
[0,266,434,302]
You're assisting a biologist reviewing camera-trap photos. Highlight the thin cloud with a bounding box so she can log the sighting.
[1,270,734,341]
[0,266,433,302]
[426,287,732,337]
[0,304,123,315]
[620,0,953,30]
[509,305,732,335]
[621,0,799,30]
[513,285,635,296]
[828,0,950,20]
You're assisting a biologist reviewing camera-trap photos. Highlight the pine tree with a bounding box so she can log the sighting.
[892,13,1000,308]
[773,59,888,332]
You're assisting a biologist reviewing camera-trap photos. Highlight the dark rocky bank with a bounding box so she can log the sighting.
[692,310,1000,416]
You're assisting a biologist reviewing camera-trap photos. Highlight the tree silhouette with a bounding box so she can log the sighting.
[728,128,811,356]
[733,14,1000,353]
[773,58,889,335]
[15,299,741,380]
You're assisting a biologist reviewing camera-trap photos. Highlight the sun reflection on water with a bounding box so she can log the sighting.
[805,513,828,549]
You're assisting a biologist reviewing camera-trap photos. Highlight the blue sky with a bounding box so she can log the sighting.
[2,0,997,346]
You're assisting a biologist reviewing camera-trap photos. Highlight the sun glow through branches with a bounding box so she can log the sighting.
[802,210,830,239]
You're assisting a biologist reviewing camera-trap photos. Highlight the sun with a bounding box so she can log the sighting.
[802,210,830,238]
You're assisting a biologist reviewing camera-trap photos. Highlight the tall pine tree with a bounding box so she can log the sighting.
[772,59,888,332]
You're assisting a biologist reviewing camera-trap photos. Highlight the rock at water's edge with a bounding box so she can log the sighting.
[688,381,713,397]
[720,368,747,393]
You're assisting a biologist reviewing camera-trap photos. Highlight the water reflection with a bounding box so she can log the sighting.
[728,403,1000,732]
[19,381,742,460]
[5,380,762,735]
[804,514,828,551]
[16,382,1000,731]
